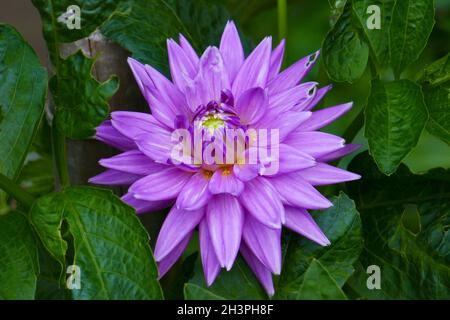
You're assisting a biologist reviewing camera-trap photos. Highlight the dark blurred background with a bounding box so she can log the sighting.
[1,0,449,173]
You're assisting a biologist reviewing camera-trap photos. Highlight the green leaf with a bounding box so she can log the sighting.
[30,186,163,300]
[0,24,48,179]
[346,152,450,299]
[389,0,435,78]
[418,54,450,145]
[18,155,54,197]
[275,192,363,299]
[292,259,347,300]
[184,283,226,300]
[50,51,119,139]
[352,0,395,70]
[423,84,450,144]
[32,0,119,62]
[100,0,230,74]
[365,79,428,175]
[0,212,39,300]
[35,244,69,300]
[186,257,267,300]
[329,0,349,27]
[322,1,369,83]
[418,53,450,87]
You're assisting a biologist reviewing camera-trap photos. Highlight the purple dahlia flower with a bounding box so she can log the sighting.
[90,21,361,296]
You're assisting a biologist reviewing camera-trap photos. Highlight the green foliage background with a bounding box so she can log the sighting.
[0,0,449,300]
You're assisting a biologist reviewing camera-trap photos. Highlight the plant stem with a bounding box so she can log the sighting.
[277,0,288,41]
[0,173,35,210]
[51,117,70,189]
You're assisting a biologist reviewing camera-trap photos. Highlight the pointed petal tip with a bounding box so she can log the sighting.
[311,226,331,246]
[127,56,142,67]
[324,200,333,208]
[225,20,237,29]
[167,38,179,48]
[178,34,189,48]
[97,158,107,166]
[317,235,331,247]
[307,50,320,65]
[206,277,215,287]
[336,101,354,114]
[257,36,272,47]
[351,173,362,181]
[154,252,163,263]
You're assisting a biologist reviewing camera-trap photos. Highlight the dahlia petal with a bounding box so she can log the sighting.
[128,58,188,128]
[197,46,231,103]
[168,39,197,92]
[99,149,166,175]
[129,167,193,201]
[256,111,312,141]
[184,77,205,112]
[317,144,361,162]
[296,102,353,131]
[268,82,317,113]
[303,84,333,111]
[95,120,135,150]
[284,206,330,246]
[240,242,274,296]
[111,111,170,140]
[207,194,244,270]
[238,177,283,228]
[242,213,281,274]
[128,57,153,94]
[146,88,180,129]
[268,50,320,95]
[220,21,244,82]
[233,163,259,182]
[121,193,172,214]
[158,231,193,279]
[275,144,316,174]
[134,131,173,163]
[232,37,272,99]
[269,173,333,210]
[199,218,221,286]
[284,131,345,158]
[176,172,212,210]
[209,169,244,196]
[297,163,361,186]
[235,87,268,125]
[154,206,204,261]
[268,39,285,81]
[89,169,142,186]
[179,33,200,66]
[143,63,190,127]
